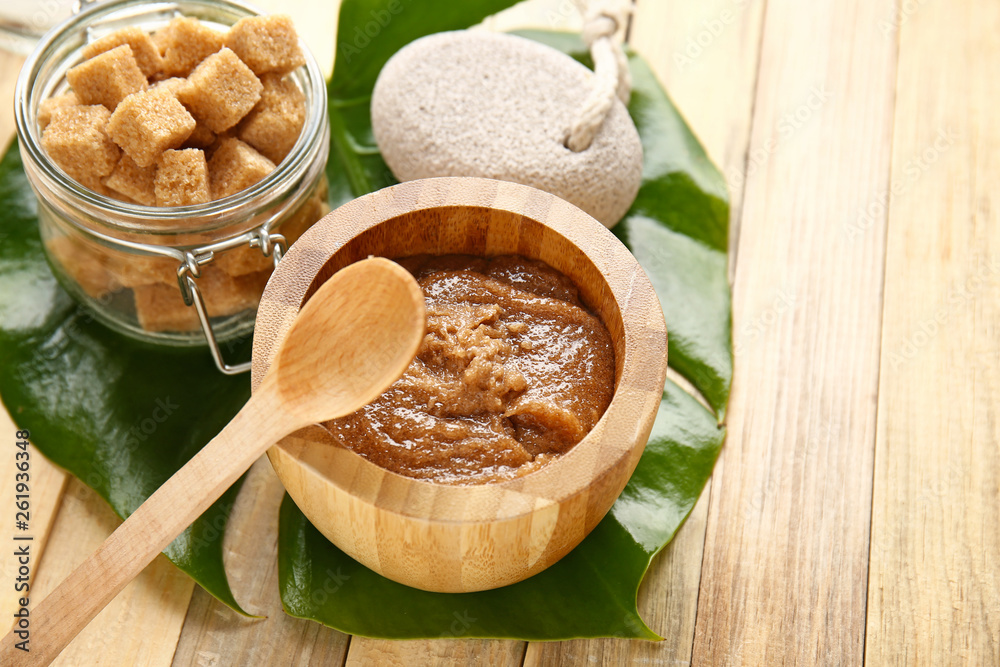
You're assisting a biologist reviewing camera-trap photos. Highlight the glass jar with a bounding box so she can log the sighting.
[14,0,330,373]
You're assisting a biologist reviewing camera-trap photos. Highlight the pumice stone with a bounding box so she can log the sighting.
[371,31,643,228]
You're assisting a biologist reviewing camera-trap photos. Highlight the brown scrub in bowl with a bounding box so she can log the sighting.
[323,254,616,484]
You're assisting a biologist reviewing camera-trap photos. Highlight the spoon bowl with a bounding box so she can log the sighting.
[274,257,427,424]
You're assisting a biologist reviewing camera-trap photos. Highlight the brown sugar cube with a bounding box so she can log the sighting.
[99,183,134,202]
[151,76,190,97]
[177,48,262,133]
[281,188,328,242]
[225,15,305,76]
[37,92,79,129]
[276,176,328,241]
[41,105,120,189]
[184,122,216,149]
[66,45,147,110]
[208,137,274,199]
[237,74,305,164]
[150,78,210,148]
[155,17,226,77]
[203,129,234,157]
[155,149,210,206]
[106,253,176,288]
[134,282,198,331]
[103,154,156,206]
[133,266,268,331]
[83,178,129,201]
[82,27,164,78]
[107,88,195,167]
[45,235,122,298]
[213,245,271,276]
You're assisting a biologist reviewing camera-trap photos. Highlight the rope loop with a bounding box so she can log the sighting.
[566,0,633,152]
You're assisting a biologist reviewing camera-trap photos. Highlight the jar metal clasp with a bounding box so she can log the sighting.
[177,226,287,375]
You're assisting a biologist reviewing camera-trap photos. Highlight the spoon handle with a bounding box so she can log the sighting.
[0,389,290,666]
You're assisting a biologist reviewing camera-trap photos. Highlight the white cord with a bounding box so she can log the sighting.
[566,0,633,152]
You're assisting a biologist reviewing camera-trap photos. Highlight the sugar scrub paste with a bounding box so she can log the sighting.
[323,254,616,484]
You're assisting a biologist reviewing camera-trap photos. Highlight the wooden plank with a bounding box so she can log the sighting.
[346,640,525,667]
[28,479,194,666]
[171,461,350,666]
[689,0,898,663]
[525,0,764,662]
[0,406,67,622]
[865,0,1000,663]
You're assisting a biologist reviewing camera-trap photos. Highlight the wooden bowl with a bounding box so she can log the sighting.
[251,177,667,593]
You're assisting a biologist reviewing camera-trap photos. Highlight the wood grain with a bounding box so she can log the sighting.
[0,407,67,621]
[346,639,526,667]
[171,460,351,667]
[29,479,196,667]
[0,52,22,141]
[866,0,1000,663]
[690,0,898,663]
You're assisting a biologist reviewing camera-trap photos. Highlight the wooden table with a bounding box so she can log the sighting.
[2,0,998,664]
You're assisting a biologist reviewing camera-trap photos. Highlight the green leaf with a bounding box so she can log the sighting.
[278,25,732,640]
[0,142,251,614]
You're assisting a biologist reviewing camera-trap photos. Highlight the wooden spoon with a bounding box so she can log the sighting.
[0,257,426,666]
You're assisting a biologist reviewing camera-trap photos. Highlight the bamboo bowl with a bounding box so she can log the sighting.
[250,177,667,593]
